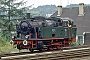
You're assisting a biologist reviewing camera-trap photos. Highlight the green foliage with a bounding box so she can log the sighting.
[0,31,11,41]
[0,33,18,52]
[30,4,90,16]
[0,33,6,46]
[0,0,32,42]
[0,0,32,29]
[0,0,26,30]
[0,42,18,52]
[71,42,80,46]
[0,33,9,51]
[30,5,57,16]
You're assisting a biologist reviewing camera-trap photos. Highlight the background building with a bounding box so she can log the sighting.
[51,3,90,45]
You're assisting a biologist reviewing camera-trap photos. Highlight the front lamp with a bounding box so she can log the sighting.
[10,40,14,45]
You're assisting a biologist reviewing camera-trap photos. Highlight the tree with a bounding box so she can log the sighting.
[0,0,31,41]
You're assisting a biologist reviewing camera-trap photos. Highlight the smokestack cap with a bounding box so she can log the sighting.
[58,6,62,7]
[79,3,84,5]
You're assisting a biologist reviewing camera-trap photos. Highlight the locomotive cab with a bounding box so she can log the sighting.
[62,18,73,27]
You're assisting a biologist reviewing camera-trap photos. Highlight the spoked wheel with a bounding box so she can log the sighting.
[19,49,22,52]
[47,46,53,51]
[49,47,53,51]
[17,44,23,52]
[17,42,23,50]
[29,49,33,52]
[47,46,50,51]
[39,48,45,52]
[57,46,61,50]
[41,48,45,52]
[17,44,22,50]
[39,49,42,52]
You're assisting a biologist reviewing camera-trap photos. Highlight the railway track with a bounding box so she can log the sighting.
[0,52,30,60]
[0,45,90,60]
[62,45,90,50]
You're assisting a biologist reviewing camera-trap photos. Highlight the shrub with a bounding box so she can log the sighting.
[0,32,18,52]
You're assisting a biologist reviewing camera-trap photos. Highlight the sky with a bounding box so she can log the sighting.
[25,0,90,8]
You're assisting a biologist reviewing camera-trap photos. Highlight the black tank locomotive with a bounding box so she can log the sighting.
[11,16,77,51]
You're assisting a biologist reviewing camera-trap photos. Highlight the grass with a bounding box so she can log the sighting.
[0,42,18,53]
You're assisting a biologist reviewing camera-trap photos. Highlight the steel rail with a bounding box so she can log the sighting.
[0,45,90,60]
[1,48,90,60]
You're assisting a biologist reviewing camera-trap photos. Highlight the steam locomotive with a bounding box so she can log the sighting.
[10,14,77,52]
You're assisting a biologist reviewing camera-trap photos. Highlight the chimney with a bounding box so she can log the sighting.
[57,6,62,16]
[79,3,84,16]
[26,13,30,19]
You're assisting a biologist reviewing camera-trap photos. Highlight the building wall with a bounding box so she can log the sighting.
[76,32,90,46]
[83,32,90,45]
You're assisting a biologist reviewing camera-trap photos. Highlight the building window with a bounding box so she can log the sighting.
[76,35,84,45]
